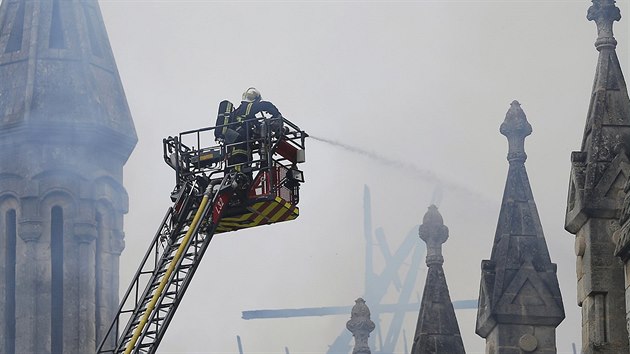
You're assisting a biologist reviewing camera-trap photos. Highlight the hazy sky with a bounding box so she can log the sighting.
[91,1,630,353]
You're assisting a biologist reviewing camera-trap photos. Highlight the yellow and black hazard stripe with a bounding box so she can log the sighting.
[216,196,299,233]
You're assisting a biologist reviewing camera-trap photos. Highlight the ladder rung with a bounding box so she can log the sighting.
[158,303,173,310]
[164,251,196,263]
[139,342,155,349]
[164,290,179,297]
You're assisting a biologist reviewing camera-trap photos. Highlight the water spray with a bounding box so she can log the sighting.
[308,135,496,208]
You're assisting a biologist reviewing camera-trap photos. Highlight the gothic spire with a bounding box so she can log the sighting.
[566,0,630,232]
[477,102,564,353]
[565,1,630,351]
[411,205,465,354]
[580,0,630,155]
[0,0,137,160]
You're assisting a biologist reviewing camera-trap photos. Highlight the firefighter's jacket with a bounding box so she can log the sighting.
[216,100,282,143]
[217,100,282,159]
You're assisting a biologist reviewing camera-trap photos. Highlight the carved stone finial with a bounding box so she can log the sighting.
[346,298,375,354]
[500,100,532,164]
[587,0,621,50]
[419,205,449,266]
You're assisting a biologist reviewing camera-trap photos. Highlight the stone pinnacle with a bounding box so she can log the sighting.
[588,0,621,50]
[419,205,449,267]
[346,298,375,354]
[499,100,532,164]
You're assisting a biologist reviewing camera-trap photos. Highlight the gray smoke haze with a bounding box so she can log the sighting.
[309,135,496,208]
[90,1,604,351]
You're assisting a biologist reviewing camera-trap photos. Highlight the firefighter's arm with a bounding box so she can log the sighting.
[259,101,282,118]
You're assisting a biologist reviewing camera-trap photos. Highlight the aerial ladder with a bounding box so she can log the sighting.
[96,105,307,354]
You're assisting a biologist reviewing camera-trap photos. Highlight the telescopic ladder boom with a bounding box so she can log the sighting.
[97,113,307,354]
[97,174,238,354]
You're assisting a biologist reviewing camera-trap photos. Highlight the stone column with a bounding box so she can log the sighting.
[15,217,41,354]
[97,227,125,350]
[75,222,97,353]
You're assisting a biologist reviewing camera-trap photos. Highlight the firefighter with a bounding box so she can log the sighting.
[226,87,282,173]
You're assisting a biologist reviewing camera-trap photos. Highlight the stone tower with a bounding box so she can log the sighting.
[410,205,465,354]
[0,1,137,353]
[565,0,630,352]
[476,101,564,353]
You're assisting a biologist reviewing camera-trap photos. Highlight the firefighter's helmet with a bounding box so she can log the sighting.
[242,87,262,103]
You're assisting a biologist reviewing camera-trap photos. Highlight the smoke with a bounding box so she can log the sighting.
[309,135,495,207]
[431,182,443,207]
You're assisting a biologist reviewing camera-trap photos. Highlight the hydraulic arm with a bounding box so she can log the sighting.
[97,174,237,354]
[97,113,307,354]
